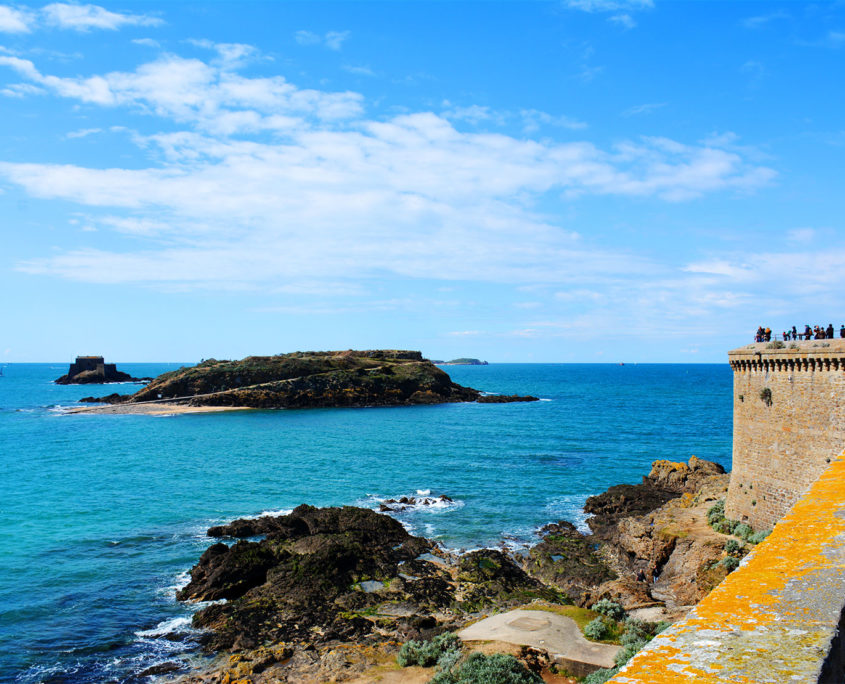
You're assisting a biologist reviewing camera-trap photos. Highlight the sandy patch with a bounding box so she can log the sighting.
[67,403,254,416]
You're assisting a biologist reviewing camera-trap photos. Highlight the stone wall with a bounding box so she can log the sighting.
[725,340,845,530]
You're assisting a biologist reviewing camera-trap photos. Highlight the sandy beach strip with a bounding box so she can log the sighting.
[67,402,254,416]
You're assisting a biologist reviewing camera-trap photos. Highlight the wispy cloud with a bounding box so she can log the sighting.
[564,0,653,28]
[0,49,776,296]
[622,102,666,117]
[0,3,161,33]
[742,10,789,29]
[342,64,375,77]
[43,3,162,31]
[295,29,349,51]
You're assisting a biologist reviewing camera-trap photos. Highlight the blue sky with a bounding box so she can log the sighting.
[1,1,843,362]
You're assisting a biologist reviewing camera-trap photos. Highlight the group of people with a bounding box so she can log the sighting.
[755,325,845,342]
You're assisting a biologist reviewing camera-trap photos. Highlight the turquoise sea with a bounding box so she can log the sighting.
[0,362,732,682]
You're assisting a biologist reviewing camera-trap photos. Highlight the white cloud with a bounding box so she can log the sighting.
[295,29,349,50]
[742,10,789,29]
[0,54,364,130]
[65,127,101,138]
[342,64,375,77]
[0,50,777,295]
[132,37,160,48]
[0,5,33,32]
[565,0,653,12]
[42,3,162,31]
[609,13,636,29]
[622,102,666,117]
[520,109,587,132]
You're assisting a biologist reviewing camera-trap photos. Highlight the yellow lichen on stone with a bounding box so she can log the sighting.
[611,450,845,683]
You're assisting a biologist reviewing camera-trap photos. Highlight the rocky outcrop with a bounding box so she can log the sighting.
[476,394,539,403]
[92,351,491,409]
[523,521,616,606]
[646,456,725,494]
[55,356,147,384]
[178,505,558,654]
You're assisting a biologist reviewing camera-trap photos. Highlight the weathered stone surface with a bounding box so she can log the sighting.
[613,451,845,683]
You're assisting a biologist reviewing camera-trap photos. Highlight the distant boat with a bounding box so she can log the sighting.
[619,362,625,366]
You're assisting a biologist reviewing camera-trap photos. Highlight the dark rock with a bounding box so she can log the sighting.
[523,521,616,605]
[584,483,677,540]
[456,549,567,610]
[133,661,184,678]
[181,505,437,651]
[55,356,145,384]
[476,394,540,403]
[79,393,132,404]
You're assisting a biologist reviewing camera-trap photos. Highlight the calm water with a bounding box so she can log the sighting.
[0,362,732,682]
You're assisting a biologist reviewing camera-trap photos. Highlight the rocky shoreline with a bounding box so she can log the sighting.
[160,456,741,683]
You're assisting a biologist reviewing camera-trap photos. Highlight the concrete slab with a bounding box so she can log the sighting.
[457,609,620,673]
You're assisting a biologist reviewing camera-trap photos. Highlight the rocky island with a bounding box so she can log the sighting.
[168,456,756,683]
[75,350,537,414]
[55,356,149,384]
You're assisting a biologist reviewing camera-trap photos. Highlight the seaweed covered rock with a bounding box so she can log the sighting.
[456,550,566,610]
[524,521,616,605]
[179,505,443,651]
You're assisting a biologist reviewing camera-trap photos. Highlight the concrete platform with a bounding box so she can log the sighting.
[457,609,620,676]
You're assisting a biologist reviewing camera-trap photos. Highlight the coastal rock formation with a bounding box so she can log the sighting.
[476,394,539,403]
[523,521,616,605]
[55,356,147,384]
[179,505,564,655]
[107,351,482,409]
[78,350,540,411]
[174,458,736,682]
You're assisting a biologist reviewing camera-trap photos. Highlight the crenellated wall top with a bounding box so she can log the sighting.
[728,339,845,372]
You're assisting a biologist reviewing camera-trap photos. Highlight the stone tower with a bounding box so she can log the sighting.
[726,339,845,530]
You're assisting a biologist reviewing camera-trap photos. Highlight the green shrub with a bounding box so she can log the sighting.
[584,617,610,641]
[766,341,785,349]
[583,666,621,684]
[430,652,541,684]
[725,539,743,556]
[748,530,771,544]
[733,523,753,541]
[592,598,626,621]
[707,500,725,526]
[397,632,461,667]
[654,621,671,634]
[719,556,740,572]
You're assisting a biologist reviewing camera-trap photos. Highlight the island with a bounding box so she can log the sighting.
[434,357,488,365]
[75,350,537,413]
[55,356,149,384]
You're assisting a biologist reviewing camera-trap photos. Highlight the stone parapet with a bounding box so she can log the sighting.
[726,339,845,530]
[610,450,845,683]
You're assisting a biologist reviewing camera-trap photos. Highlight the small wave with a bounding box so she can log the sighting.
[543,493,593,534]
[364,491,463,514]
[135,616,194,639]
[244,507,294,519]
[539,398,552,402]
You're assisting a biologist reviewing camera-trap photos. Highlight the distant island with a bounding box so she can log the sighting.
[432,357,488,365]
[55,356,149,385]
[76,350,535,413]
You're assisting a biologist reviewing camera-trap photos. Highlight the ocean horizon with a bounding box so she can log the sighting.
[0,362,732,682]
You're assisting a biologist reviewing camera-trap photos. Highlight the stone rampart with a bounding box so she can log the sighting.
[726,339,845,530]
[609,448,845,683]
